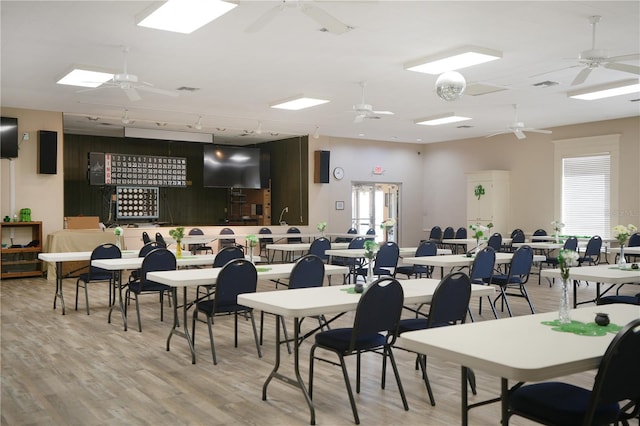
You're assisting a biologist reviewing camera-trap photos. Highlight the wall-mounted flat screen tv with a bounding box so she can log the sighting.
[203,145,261,189]
[1,116,19,158]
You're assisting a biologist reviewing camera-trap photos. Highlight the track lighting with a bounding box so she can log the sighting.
[313,125,320,139]
[121,109,132,125]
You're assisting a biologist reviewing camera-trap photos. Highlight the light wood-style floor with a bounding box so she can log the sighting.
[2,264,636,425]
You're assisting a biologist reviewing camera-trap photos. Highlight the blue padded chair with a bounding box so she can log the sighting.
[331,237,365,284]
[532,228,547,238]
[335,227,358,243]
[507,318,640,426]
[502,229,525,253]
[141,231,151,244]
[427,226,442,243]
[469,246,498,319]
[490,245,535,317]
[125,247,175,332]
[453,227,468,254]
[355,241,399,280]
[440,226,455,251]
[75,243,121,315]
[258,227,273,260]
[155,232,167,247]
[597,292,640,306]
[455,227,467,239]
[309,278,408,424]
[286,226,302,243]
[578,235,602,266]
[127,241,165,285]
[487,232,503,252]
[197,246,245,299]
[218,227,237,250]
[538,236,578,286]
[191,259,261,365]
[365,227,376,241]
[395,241,437,279]
[396,272,473,407]
[188,227,213,255]
[309,237,331,262]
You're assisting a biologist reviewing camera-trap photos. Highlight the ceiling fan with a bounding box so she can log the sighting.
[567,15,639,85]
[245,0,351,35]
[352,82,394,123]
[79,47,178,101]
[486,104,552,140]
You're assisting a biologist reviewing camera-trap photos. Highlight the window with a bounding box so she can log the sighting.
[554,134,620,239]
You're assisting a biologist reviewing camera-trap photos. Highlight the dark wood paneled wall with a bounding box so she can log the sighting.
[63,134,308,226]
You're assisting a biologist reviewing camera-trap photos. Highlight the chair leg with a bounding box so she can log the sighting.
[206,314,217,365]
[487,296,499,319]
[521,285,535,314]
[418,354,436,406]
[341,352,360,425]
[386,347,409,412]
[356,351,361,394]
[84,281,90,315]
[75,279,81,311]
[134,293,142,332]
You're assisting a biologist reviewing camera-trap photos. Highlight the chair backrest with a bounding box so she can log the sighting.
[442,227,455,240]
[219,227,236,245]
[563,236,579,252]
[455,227,467,239]
[470,246,496,284]
[258,227,273,245]
[335,227,358,243]
[348,236,365,249]
[213,259,258,312]
[508,245,534,279]
[510,228,524,238]
[487,233,502,251]
[532,229,547,237]
[429,226,442,242]
[511,230,525,244]
[308,237,331,261]
[584,235,603,256]
[138,241,164,258]
[375,241,400,269]
[89,243,122,276]
[415,240,438,257]
[289,254,326,289]
[628,232,640,247]
[287,227,302,243]
[142,231,151,244]
[585,318,640,422]
[155,232,167,247]
[349,278,404,353]
[365,228,376,241]
[189,227,204,236]
[426,272,472,328]
[213,245,245,268]
[140,248,176,286]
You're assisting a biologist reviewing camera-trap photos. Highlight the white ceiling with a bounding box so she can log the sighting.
[2,1,639,145]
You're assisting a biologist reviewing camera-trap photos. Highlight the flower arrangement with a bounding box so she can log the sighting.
[363,239,378,260]
[246,234,258,247]
[558,249,579,280]
[469,223,489,240]
[612,224,637,246]
[551,220,564,234]
[316,221,327,233]
[380,218,396,230]
[169,226,184,242]
[114,226,124,237]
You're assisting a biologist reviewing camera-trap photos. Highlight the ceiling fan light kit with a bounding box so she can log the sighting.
[404,45,502,75]
[567,79,640,100]
[136,0,237,34]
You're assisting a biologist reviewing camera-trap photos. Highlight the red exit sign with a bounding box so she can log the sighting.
[373,166,384,175]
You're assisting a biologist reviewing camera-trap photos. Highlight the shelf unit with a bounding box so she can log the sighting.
[1,221,44,279]
[226,185,272,226]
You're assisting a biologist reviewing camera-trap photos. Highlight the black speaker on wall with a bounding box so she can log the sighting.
[38,130,57,174]
[314,150,330,183]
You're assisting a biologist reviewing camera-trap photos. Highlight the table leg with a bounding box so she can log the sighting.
[52,261,66,315]
[107,270,128,331]
[501,378,509,425]
[461,366,468,426]
[166,287,196,364]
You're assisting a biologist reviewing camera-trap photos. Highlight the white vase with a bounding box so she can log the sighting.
[618,245,627,268]
[555,233,559,244]
[558,278,571,324]
[115,235,122,249]
[367,261,374,285]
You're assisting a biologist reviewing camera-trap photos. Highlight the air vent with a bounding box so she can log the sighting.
[456,125,473,129]
[176,86,200,92]
[532,80,559,87]
[630,98,640,102]
[465,83,507,96]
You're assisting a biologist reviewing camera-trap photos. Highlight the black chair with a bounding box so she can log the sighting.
[286,227,302,243]
[616,232,640,264]
[578,235,602,266]
[75,243,121,315]
[309,277,409,424]
[155,232,167,247]
[218,227,236,250]
[335,227,358,243]
[428,226,442,243]
[309,237,331,262]
[365,228,376,241]
[260,254,328,353]
[453,226,468,253]
[127,241,165,285]
[258,227,273,260]
[507,318,640,426]
[597,292,640,306]
[191,259,262,365]
[538,236,578,286]
[188,227,213,255]
[487,232,502,252]
[395,241,437,279]
[490,245,535,317]
[141,231,151,244]
[355,241,399,280]
[125,247,175,332]
[331,237,365,284]
[197,246,245,299]
[396,272,473,406]
[502,230,525,253]
[532,228,547,239]
[469,246,498,319]
[441,226,455,251]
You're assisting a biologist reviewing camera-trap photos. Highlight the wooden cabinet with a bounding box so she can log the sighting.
[227,184,272,226]
[466,171,510,236]
[1,221,44,279]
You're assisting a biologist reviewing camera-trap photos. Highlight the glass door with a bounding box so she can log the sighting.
[351,182,400,243]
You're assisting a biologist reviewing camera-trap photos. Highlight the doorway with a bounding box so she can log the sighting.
[351,182,400,243]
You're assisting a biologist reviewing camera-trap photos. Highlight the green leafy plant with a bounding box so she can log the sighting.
[169,226,184,242]
[363,240,378,259]
[474,184,485,200]
[246,234,258,247]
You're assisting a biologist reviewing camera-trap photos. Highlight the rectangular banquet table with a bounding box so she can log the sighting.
[396,304,640,426]
[403,252,545,278]
[237,279,496,425]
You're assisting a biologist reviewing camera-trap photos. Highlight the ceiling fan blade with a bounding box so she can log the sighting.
[372,110,394,115]
[514,129,526,140]
[301,3,350,34]
[529,64,581,79]
[604,62,640,75]
[246,4,283,33]
[485,130,509,138]
[571,67,592,86]
[353,114,365,123]
[524,129,553,134]
[607,53,640,62]
[137,85,179,97]
[124,88,141,101]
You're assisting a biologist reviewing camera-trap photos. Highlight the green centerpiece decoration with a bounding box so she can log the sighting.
[246,234,258,263]
[612,223,637,268]
[114,226,124,249]
[557,249,579,324]
[169,226,184,258]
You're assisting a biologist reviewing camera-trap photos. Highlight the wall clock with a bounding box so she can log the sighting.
[333,167,344,180]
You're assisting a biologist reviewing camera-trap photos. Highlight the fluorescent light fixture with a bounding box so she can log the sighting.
[404,45,502,75]
[414,113,472,126]
[270,95,330,111]
[567,79,640,100]
[136,0,237,34]
[56,67,114,88]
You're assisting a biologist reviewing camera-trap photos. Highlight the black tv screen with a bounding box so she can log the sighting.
[1,117,19,158]
[203,145,261,189]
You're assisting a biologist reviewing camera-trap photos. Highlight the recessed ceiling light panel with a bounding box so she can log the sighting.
[57,67,114,88]
[270,96,330,110]
[136,0,237,34]
[414,113,472,126]
[404,45,502,75]
[568,79,640,100]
